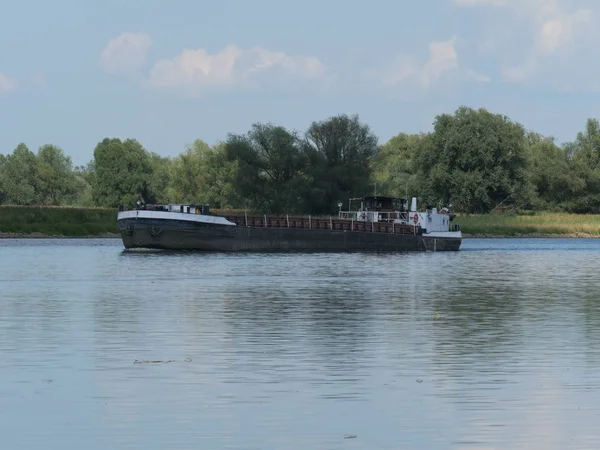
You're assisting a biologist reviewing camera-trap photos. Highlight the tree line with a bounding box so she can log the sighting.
[1,107,600,214]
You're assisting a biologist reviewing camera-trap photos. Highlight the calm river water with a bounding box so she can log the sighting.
[1,238,600,449]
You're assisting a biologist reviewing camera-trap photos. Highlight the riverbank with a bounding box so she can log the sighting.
[0,205,119,237]
[0,232,120,239]
[463,232,599,238]
[1,206,600,238]
[3,232,595,239]
[453,212,600,237]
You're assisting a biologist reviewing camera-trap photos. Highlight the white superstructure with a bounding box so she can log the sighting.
[117,203,236,226]
[338,195,462,239]
[117,209,236,226]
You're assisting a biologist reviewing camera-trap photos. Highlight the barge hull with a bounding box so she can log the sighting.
[118,217,461,252]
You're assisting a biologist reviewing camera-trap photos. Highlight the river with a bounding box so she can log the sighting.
[1,238,599,449]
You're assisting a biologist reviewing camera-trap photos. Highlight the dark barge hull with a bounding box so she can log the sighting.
[117,217,462,252]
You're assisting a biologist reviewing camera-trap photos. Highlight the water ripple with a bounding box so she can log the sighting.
[1,238,600,449]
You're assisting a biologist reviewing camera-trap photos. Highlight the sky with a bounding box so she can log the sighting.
[1,0,599,166]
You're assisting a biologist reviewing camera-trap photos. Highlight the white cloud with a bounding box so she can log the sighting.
[502,60,537,81]
[244,47,327,80]
[465,69,491,83]
[369,36,459,89]
[147,45,328,95]
[148,45,242,90]
[535,8,590,55]
[0,72,16,92]
[372,55,420,87]
[422,37,459,87]
[101,32,152,74]
[454,0,595,84]
[508,5,592,83]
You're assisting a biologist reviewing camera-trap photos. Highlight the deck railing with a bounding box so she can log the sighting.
[218,214,422,235]
[338,210,409,223]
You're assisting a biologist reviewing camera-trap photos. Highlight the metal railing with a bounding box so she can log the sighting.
[338,210,410,223]
[220,213,422,235]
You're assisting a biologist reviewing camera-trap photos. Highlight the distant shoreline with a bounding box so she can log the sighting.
[1,206,599,240]
[0,232,121,239]
[1,232,598,239]
[463,233,599,239]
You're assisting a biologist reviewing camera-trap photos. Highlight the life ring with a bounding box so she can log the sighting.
[413,213,419,224]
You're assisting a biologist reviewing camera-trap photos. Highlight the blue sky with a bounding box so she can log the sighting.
[1,0,599,165]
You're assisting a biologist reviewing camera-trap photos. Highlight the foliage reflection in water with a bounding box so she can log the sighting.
[0,238,600,449]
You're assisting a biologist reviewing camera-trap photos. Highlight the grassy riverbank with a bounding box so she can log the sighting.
[1,206,600,238]
[454,212,600,237]
[0,205,119,237]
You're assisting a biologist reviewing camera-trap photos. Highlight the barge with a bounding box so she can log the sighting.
[117,196,462,252]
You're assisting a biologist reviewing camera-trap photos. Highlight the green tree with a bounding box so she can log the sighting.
[525,130,555,147]
[558,118,600,212]
[0,143,40,205]
[36,144,79,205]
[168,140,209,203]
[415,106,530,213]
[225,124,307,213]
[371,132,429,200]
[303,114,379,214]
[0,153,6,203]
[92,138,155,207]
[527,140,584,209]
[572,118,600,169]
[201,142,240,209]
[73,161,96,207]
[169,139,239,208]
[148,152,172,204]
